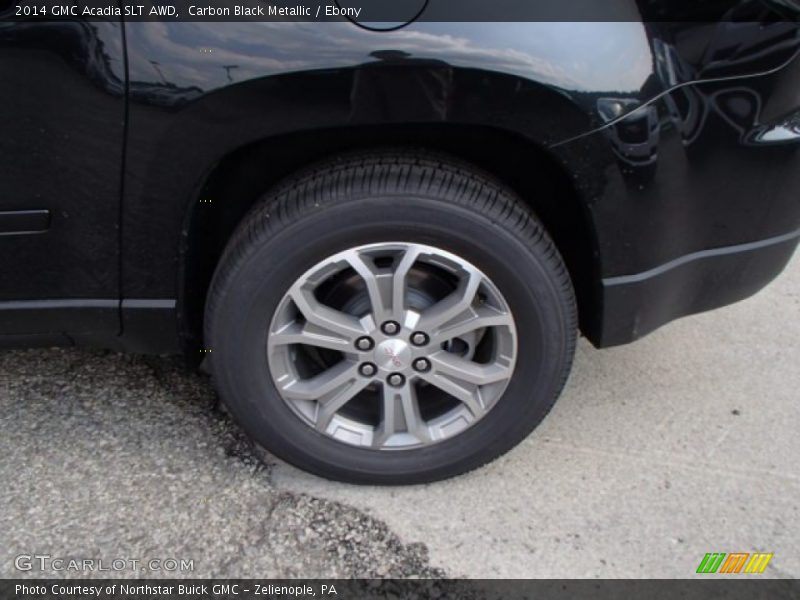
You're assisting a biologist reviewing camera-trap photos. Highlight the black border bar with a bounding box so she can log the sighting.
[3,579,800,600]
[5,0,800,22]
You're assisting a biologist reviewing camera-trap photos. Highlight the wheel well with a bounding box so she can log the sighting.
[179,124,600,356]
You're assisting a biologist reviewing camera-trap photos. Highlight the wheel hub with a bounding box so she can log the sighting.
[375,338,412,371]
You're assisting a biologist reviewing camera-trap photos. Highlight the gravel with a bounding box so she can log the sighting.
[0,350,444,579]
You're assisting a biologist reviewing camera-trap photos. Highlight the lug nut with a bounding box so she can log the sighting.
[413,358,431,373]
[355,336,374,351]
[359,363,377,377]
[387,373,405,387]
[411,332,429,346]
[381,321,401,336]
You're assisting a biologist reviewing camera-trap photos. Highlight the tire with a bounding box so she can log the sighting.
[205,151,577,484]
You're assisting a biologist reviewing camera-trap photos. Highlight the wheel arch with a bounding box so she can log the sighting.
[178,124,602,358]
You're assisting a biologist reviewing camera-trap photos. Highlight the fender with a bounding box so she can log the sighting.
[119,15,800,351]
[124,21,647,299]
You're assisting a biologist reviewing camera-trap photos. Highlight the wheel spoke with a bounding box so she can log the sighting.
[279,360,360,402]
[391,245,422,322]
[416,369,485,418]
[288,285,366,341]
[314,376,373,433]
[399,383,432,444]
[344,251,392,324]
[345,246,423,324]
[372,385,399,448]
[373,382,431,448]
[429,305,514,346]
[269,321,354,353]
[428,352,513,386]
[417,269,482,332]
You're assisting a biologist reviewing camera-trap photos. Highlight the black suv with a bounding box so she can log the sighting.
[1,5,799,483]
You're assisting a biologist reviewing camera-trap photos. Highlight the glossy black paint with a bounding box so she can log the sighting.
[0,20,125,337]
[553,18,800,343]
[0,2,799,352]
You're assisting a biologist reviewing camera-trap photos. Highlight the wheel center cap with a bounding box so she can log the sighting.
[375,339,412,371]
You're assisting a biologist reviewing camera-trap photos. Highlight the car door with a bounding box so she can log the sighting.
[0,18,125,343]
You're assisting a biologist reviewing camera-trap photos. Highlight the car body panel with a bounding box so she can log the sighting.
[0,2,798,351]
[0,21,125,336]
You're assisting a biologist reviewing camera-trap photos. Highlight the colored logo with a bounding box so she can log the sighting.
[696,552,773,574]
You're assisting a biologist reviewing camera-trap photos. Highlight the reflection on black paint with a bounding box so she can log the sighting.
[0,21,125,304]
[350,50,453,122]
[598,12,800,182]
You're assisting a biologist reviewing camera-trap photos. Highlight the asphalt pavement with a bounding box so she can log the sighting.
[2,255,798,579]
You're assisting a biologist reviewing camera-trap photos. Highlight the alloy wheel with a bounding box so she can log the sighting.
[267,242,518,450]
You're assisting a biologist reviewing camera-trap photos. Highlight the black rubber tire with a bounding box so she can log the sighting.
[205,151,577,484]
